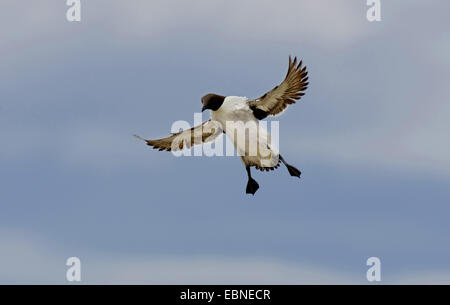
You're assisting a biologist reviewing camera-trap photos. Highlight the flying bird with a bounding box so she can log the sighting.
[134,56,309,195]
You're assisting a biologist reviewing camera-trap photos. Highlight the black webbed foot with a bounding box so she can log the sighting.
[286,164,301,178]
[246,178,260,195]
[279,155,301,178]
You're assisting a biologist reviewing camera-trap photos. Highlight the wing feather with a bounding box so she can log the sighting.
[134,119,222,152]
[248,56,308,119]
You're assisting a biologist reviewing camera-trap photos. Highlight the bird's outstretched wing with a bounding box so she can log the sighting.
[248,56,309,120]
[134,119,222,151]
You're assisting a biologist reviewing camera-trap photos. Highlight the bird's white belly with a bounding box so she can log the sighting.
[211,96,279,168]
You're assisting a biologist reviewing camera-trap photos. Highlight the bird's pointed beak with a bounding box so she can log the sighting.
[201,105,207,112]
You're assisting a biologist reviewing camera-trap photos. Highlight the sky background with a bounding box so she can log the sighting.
[1,0,450,284]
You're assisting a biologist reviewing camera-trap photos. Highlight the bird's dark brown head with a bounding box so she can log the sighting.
[201,93,225,112]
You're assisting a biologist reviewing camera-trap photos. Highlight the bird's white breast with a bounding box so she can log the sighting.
[211,96,279,168]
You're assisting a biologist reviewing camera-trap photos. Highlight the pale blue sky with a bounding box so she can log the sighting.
[1,0,450,283]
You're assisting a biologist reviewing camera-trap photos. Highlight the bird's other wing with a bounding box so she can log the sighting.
[248,56,309,120]
[134,119,222,151]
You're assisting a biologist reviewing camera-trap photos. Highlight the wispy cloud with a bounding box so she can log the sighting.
[2,230,450,284]
[1,0,369,54]
[0,229,359,284]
